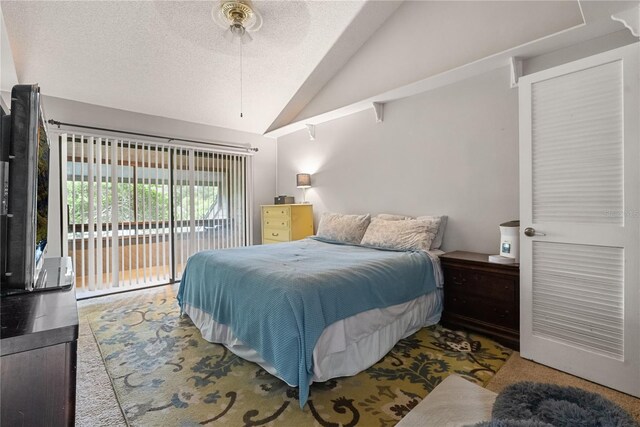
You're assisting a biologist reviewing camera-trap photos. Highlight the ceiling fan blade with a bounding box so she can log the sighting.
[223,27,236,44]
[240,31,253,44]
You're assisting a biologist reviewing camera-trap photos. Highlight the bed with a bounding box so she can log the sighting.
[177,236,443,407]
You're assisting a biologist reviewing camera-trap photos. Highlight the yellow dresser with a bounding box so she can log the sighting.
[261,204,314,244]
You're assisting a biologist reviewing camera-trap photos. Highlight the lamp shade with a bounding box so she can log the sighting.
[296,173,311,188]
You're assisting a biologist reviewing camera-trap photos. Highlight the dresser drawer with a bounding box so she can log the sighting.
[263,228,289,242]
[440,251,520,350]
[262,239,281,245]
[445,290,517,329]
[443,267,517,304]
[263,206,291,218]
[261,204,313,244]
[264,218,290,229]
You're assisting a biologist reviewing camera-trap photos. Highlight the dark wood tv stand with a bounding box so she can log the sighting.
[0,265,78,426]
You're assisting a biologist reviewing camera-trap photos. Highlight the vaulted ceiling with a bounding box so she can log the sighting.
[1,1,637,136]
[1,0,399,134]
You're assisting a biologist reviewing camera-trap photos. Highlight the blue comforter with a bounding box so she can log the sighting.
[177,237,437,407]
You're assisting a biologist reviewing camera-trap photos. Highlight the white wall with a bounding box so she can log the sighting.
[277,66,518,254]
[1,6,19,94]
[38,95,276,253]
[294,0,582,121]
[522,30,637,76]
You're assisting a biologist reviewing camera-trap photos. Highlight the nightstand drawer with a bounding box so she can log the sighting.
[443,267,516,304]
[263,206,291,218]
[440,251,520,350]
[263,228,289,242]
[445,291,517,329]
[264,218,290,229]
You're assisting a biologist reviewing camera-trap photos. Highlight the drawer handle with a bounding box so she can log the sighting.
[451,277,467,286]
[492,308,508,319]
[281,210,285,214]
[271,232,279,237]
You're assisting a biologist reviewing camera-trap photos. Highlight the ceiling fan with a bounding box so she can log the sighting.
[212,1,263,45]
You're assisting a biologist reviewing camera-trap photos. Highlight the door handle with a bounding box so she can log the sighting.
[524,227,546,237]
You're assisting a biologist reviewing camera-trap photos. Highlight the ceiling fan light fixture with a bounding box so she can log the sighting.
[230,23,245,36]
[223,22,252,45]
[213,1,262,45]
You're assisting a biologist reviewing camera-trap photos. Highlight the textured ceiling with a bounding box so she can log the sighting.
[1,0,394,134]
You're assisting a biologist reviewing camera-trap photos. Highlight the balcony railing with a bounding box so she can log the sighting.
[69,218,242,295]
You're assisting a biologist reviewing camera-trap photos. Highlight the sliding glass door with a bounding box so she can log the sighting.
[172,149,248,278]
[63,134,250,296]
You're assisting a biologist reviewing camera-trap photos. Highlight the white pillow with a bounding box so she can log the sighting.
[376,213,448,250]
[316,212,371,244]
[361,217,440,251]
[417,215,448,249]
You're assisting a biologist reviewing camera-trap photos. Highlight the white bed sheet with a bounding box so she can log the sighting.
[183,249,445,386]
[429,249,445,287]
[183,289,443,385]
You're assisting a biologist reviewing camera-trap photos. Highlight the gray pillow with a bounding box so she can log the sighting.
[417,215,448,249]
[316,212,371,244]
[361,217,440,251]
[376,213,448,250]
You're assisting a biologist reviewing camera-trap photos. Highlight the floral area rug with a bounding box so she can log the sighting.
[84,286,512,426]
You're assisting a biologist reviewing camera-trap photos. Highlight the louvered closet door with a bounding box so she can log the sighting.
[519,43,639,397]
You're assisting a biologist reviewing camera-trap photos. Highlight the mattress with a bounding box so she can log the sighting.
[182,288,443,385]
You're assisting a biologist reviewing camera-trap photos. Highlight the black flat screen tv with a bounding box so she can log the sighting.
[0,84,51,292]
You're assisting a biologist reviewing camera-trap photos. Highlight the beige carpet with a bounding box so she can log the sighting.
[76,321,127,427]
[485,352,640,423]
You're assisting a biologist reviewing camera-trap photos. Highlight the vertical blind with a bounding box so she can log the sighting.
[63,133,251,294]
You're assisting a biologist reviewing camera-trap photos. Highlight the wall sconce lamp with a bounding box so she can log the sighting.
[296,173,311,204]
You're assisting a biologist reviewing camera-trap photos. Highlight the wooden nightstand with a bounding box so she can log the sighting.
[440,251,520,350]
[261,204,314,244]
